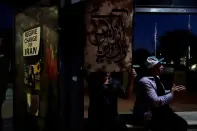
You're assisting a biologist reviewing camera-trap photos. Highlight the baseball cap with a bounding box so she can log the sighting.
[145,56,164,69]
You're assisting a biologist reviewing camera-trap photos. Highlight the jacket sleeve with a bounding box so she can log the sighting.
[140,79,173,107]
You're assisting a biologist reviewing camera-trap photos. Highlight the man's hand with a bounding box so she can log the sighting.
[131,69,137,79]
[127,69,137,99]
[104,76,109,84]
[171,84,186,94]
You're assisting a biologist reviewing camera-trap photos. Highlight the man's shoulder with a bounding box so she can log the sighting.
[139,76,154,83]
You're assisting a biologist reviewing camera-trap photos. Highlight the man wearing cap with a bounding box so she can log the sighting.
[133,56,188,131]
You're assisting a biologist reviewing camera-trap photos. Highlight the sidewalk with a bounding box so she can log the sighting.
[175,111,197,127]
[2,87,13,131]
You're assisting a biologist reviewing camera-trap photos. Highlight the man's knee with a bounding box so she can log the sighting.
[182,119,188,129]
[177,116,188,130]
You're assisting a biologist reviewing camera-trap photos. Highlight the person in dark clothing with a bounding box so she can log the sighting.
[133,56,188,131]
[87,70,137,131]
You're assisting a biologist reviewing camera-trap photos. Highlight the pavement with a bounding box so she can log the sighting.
[176,112,197,127]
[2,87,13,131]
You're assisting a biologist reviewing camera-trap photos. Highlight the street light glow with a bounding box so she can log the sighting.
[191,64,197,71]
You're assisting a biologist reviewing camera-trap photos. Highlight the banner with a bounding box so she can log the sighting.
[85,0,133,72]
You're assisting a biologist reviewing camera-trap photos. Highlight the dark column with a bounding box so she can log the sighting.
[59,1,85,131]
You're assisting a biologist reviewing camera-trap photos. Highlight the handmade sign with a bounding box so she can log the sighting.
[85,0,133,72]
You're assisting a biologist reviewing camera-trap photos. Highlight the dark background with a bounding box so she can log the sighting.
[0,0,197,131]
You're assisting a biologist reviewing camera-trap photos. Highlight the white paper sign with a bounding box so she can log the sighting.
[23,27,41,56]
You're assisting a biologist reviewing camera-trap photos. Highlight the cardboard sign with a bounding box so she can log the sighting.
[85,0,133,72]
[23,27,41,56]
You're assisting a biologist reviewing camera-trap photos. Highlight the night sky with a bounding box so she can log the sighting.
[0,4,13,29]
[133,13,197,54]
[2,4,197,55]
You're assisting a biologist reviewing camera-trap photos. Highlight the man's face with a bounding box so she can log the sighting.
[152,63,164,76]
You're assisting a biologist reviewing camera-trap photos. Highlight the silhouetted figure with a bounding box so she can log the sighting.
[87,70,136,131]
[133,56,188,131]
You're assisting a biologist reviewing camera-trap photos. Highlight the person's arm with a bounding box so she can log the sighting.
[141,79,173,107]
[128,69,137,98]
[118,69,137,99]
[165,90,171,94]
